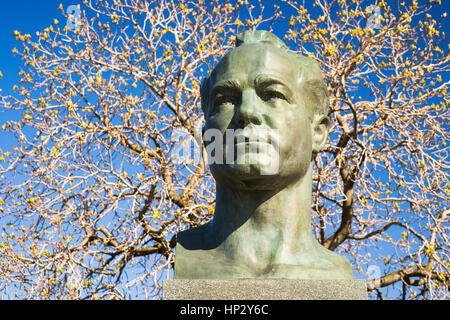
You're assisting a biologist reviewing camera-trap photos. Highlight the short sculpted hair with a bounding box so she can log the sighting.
[200,30,330,122]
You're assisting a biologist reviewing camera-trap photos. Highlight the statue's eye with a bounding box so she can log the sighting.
[213,95,236,109]
[260,90,287,102]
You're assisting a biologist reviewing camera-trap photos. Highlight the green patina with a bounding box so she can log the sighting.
[174,30,354,280]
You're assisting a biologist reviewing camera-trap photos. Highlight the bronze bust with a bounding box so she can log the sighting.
[174,30,354,280]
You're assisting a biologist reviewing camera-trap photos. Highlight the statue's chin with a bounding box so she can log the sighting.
[210,158,280,191]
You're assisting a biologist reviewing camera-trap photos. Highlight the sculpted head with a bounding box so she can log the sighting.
[200,30,330,191]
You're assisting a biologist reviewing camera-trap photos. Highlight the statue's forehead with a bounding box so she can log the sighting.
[210,44,299,88]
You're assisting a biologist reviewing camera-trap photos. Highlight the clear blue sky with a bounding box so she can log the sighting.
[0,1,84,154]
[0,1,75,150]
[0,1,76,89]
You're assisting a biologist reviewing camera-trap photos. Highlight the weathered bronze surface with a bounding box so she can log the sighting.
[174,30,354,280]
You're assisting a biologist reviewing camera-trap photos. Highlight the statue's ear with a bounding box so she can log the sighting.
[311,114,329,155]
[201,126,206,147]
[200,76,210,115]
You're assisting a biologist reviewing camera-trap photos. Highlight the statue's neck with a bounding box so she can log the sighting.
[211,163,315,260]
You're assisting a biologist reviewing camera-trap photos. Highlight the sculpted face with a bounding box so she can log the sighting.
[203,43,320,191]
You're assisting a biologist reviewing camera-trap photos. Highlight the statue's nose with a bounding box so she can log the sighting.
[235,89,263,127]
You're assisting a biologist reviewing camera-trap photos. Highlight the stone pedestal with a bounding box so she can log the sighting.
[163,279,368,300]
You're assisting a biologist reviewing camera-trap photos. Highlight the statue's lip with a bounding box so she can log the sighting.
[233,134,277,146]
[234,140,271,146]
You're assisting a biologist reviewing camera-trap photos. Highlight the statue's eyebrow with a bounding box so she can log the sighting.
[254,74,294,103]
[210,79,242,97]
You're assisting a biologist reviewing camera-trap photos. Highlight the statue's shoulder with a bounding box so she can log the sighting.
[174,222,230,279]
[313,241,355,279]
[335,254,355,278]
[176,222,212,251]
[325,249,355,279]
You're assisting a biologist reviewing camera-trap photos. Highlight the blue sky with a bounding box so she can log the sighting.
[0,1,76,152]
[0,1,75,88]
